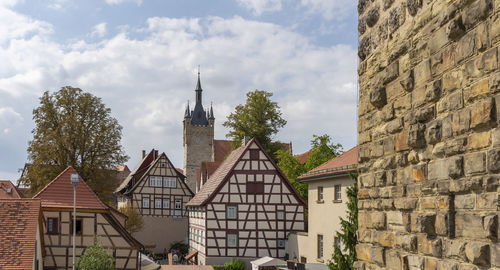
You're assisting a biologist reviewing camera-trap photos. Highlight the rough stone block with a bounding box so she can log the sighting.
[435,213,448,236]
[465,242,490,266]
[448,91,464,111]
[456,30,476,63]
[387,118,403,134]
[490,244,500,267]
[447,15,465,40]
[412,164,427,181]
[488,148,500,172]
[426,79,442,102]
[468,131,491,150]
[491,72,500,93]
[385,60,399,84]
[371,86,388,108]
[400,70,414,91]
[456,213,497,239]
[463,0,493,30]
[452,108,471,135]
[445,137,467,156]
[428,159,448,180]
[408,123,426,148]
[407,0,423,16]
[414,59,431,85]
[395,198,418,210]
[414,106,435,123]
[464,152,486,175]
[402,234,418,252]
[471,98,495,130]
[414,213,436,236]
[396,130,409,151]
[455,194,475,209]
[436,261,458,270]
[366,6,380,27]
[476,192,497,210]
[372,231,395,247]
[371,212,386,230]
[426,120,442,144]
[465,79,489,103]
[447,156,463,179]
[445,239,467,261]
[385,250,403,269]
[418,235,442,257]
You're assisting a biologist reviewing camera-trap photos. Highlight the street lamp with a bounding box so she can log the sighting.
[70,173,79,270]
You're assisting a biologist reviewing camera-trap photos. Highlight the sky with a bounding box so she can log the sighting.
[0,0,359,181]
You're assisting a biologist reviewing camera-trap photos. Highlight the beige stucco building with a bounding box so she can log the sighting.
[287,146,357,264]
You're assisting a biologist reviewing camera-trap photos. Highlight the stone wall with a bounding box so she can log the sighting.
[356,0,500,268]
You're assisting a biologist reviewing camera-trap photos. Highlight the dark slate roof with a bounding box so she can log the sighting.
[190,75,209,126]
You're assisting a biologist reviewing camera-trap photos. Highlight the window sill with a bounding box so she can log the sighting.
[332,199,342,203]
[316,258,324,263]
[316,200,324,204]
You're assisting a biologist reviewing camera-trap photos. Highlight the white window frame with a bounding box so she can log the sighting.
[174,199,182,210]
[149,176,162,187]
[163,177,177,188]
[226,205,238,219]
[317,234,324,258]
[335,185,342,200]
[163,198,170,209]
[227,234,238,247]
[155,198,162,208]
[318,186,324,201]
[142,197,150,208]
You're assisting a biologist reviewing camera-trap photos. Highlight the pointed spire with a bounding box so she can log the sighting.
[184,100,191,118]
[196,65,202,91]
[209,102,215,119]
[190,66,209,126]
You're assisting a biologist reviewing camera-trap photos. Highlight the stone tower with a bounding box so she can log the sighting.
[356,0,499,269]
[183,72,215,192]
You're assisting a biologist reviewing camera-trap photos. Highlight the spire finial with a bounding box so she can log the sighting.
[198,65,200,78]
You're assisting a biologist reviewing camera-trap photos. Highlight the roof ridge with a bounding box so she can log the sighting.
[33,165,73,198]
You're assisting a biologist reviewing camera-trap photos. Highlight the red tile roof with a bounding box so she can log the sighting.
[213,139,233,162]
[295,151,311,164]
[0,180,22,199]
[0,199,41,270]
[34,166,108,210]
[298,146,358,180]
[117,165,130,172]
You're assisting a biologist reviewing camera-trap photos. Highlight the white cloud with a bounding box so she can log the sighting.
[237,0,283,15]
[105,0,142,6]
[0,107,23,134]
[300,0,356,20]
[90,22,107,38]
[0,7,357,179]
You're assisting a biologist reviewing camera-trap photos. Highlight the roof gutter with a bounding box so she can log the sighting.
[298,169,356,182]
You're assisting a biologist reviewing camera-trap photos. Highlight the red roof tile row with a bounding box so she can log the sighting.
[0,199,41,270]
[0,180,22,199]
[298,146,358,180]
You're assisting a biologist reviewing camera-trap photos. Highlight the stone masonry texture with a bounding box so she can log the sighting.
[356,0,500,269]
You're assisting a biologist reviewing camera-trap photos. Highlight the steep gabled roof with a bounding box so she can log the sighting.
[298,146,358,181]
[126,152,192,196]
[295,151,312,164]
[187,138,306,207]
[0,180,22,199]
[115,150,156,193]
[34,166,107,210]
[0,199,41,270]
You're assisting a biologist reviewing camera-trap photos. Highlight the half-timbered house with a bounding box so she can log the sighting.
[34,166,142,270]
[186,138,306,266]
[115,149,194,253]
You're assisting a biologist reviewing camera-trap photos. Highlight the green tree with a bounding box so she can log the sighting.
[22,86,128,201]
[77,237,115,270]
[329,174,358,270]
[223,90,287,156]
[304,134,343,171]
[119,203,144,233]
[276,134,343,201]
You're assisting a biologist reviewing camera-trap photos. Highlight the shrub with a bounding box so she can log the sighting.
[224,259,245,270]
[77,238,114,270]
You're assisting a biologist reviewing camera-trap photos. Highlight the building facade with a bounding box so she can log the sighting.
[115,149,194,253]
[356,0,500,268]
[34,166,142,270]
[186,138,306,266]
[287,146,357,263]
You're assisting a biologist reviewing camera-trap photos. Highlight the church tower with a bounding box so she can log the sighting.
[183,71,215,192]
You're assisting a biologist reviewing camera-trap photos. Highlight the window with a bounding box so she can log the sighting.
[335,185,342,201]
[247,182,264,194]
[155,198,162,208]
[149,176,162,187]
[175,200,182,209]
[163,198,170,209]
[226,205,238,219]
[160,162,166,168]
[227,233,238,247]
[277,239,286,248]
[276,210,285,220]
[47,218,58,234]
[142,197,150,208]
[163,177,177,188]
[317,235,323,258]
[71,219,83,235]
[335,236,341,249]
[318,186,324,202]
[250,149,259,160]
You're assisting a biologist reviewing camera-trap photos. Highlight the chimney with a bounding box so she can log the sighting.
[243,135,251,146]
[154,150,159,159]
[142,150,146,158]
